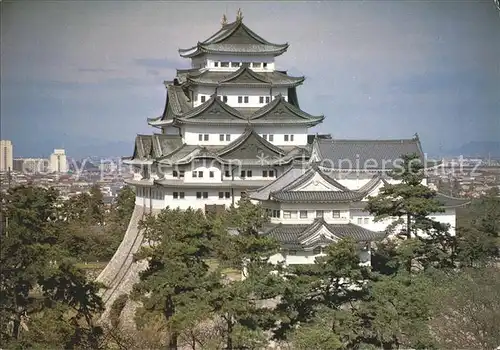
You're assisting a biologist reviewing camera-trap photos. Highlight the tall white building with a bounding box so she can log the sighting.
[0,140,13,172]
[49,149,68,173]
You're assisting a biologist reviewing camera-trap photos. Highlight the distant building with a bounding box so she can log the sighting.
[49,149,68,173]
[0,140,13,172]
[13,158,49,174]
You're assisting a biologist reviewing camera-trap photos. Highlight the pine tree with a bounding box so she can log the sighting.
[366,153,455,271]
[131,207,221,350]
[210,198,283,349]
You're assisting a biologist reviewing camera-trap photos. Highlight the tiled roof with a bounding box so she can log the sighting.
[153,129,307,166]
[186,66,304,88]
[178,20,288,58]
[250,164,388,203]
[264,218,384,249]
[131,134,183,161]
[315,137,424,170]
[249,166,307,200]
[150,85,322,128]
[217,127,285,157]
[271,191,365,203]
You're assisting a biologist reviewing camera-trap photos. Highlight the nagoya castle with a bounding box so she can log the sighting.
[97,10,467,321]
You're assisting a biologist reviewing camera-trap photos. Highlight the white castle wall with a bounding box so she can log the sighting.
[193,86,288,108]
[182,125,308,146]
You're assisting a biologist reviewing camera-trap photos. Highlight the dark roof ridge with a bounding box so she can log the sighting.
[250,94,323,121]
[219,65,269,84]
[217,127,285,157]
[181,94,245,120]
[248,165,301,198]
[279,164,350,193]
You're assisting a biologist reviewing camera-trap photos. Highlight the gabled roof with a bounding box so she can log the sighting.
[186,66,304,88]
[250,95,323,125]
[250,164,388,203]
[152,129,308,166]
[217,127,285,159]
[180,94,245,121]
[265,218,384,249]
[128,134,183,162]
[150,86,323,128]
[178,20,289,58]
[279,164,350,192]
[314,136,425,171]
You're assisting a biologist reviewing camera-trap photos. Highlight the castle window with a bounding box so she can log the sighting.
[225,192,231,198]
[259,96,264,104]
[231,62,240,67]
[269,135,274,142]
[263,62,268,68]
[220,134,224,141]
[238,96,243,103]
[198,171,203,178]
[357,218,363,225]
[240,170,245,178]
[179,170,185,178]
[204,134,209,141]
[246,170,252,178]
[252,62,262,68]
[262,170,268,177]
[265,96,270,103]
[300,210,308,219]
[203,192,208,199]
[269,170,275,177]
[223,96,228,103]
[332,210,340,218]
[173,192,179,199]
[225,170,231,177]
[179,192,185,199]
[262,134,268,140]
[192,171,197,178]
[244,96,249,103]
[316,210,324,218]
[219,192,224,199]
[214,62,219,67]
[198,134,203,141]
[221,62,229,67]
[196,191,202,199]
[225,134,231,141]
[209,171,214,178]
[364,218,370,224]
[173,170,178,178]
[283,210,291,219]
[200,96,206,103]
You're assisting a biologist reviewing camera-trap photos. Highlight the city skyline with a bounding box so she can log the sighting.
[2,1,499,158]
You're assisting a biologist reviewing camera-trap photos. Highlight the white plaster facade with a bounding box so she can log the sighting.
[181,125,308,146]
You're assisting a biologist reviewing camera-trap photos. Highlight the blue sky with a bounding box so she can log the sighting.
[1,1,499,158]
